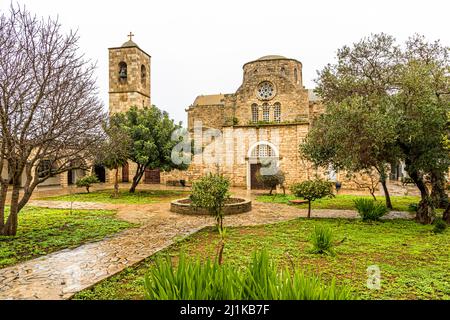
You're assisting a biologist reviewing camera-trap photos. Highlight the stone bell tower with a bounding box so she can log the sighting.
[108,33,151,114]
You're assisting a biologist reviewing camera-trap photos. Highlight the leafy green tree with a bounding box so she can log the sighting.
[394,36,450,223]
[110,106,189,193]
[256,169,286,195]
[301,96,399,209]
[290,178,334,218]
[306,33,449,224]
[190,173,230,232]
[76,175,100,193]
[96,125,132,198]
[304,34,403,209]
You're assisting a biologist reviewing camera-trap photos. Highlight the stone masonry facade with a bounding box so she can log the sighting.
[163,55,338,189]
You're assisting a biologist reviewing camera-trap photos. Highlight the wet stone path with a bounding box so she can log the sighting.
[0,198,413,300]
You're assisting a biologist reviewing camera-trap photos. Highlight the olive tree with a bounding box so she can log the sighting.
[290,178,334,218]
[256,169,286,195]
[307,33,449,224]
[190,173,230,232]
[0,5,104,236]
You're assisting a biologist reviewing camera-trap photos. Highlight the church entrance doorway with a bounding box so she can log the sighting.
[246,141,280,190]
[250,163,264,190]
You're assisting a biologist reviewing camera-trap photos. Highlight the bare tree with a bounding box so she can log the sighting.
[0,5,105,236]
[347,169,380,201]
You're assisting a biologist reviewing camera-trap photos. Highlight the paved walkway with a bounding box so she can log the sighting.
[0,195,413,300]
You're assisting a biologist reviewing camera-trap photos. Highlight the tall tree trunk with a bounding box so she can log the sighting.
[430,170,449,209]
[380,177,392,209]
[307,200,311,219]
[376,166,392,209]
[409,169,434,224]
[2,182,20,236]
[129,165,145,193]
[0,180,8,231]
[113,167,119,198]
[443,204,450,223]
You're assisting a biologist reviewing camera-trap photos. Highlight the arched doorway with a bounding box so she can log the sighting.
[247,142,280,190]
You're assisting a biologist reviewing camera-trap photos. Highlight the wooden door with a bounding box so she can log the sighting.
[122,163,129,183]
[250,163,264,190]
[144,168,161,184]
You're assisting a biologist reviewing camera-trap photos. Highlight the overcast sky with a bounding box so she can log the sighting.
[1,0,449,124]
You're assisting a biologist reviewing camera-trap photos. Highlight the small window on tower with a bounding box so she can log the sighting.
[141,65,146,85]
[119,62,127,82]
[294,68,298,84]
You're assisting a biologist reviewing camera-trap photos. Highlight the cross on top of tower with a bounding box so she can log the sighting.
[128,32,135,41]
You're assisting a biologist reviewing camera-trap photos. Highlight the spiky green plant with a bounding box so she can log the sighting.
[144,250,351,300]
[309,225,335,255]
[354,198,388,221]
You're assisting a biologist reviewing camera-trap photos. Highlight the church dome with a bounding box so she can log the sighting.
[257,55,288,61]
[122,40,139,48]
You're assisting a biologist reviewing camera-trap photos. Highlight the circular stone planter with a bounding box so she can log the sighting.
[170,198,252,215]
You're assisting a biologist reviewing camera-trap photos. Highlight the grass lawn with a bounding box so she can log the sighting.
[0,207,135,268]
[256,194,421,212]
[73,218,449,300]
[40,189,190,204]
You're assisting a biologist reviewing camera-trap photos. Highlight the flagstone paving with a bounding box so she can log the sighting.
[0,194,413,300]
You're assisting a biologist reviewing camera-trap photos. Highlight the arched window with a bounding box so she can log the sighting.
[118,61,127,82]
[251,144,275,157]
[281,66,286,76]
[274,103,281,123]
[262,103,270,122]
[251,104,259,123]
[294,68,298,84]
[141,65,146,85]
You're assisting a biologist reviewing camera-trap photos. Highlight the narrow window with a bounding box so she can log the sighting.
[274,103,281,123]
[251,104,259,123]
[294,68,298,83]
[141,65,146,85]
[263,103,270,122]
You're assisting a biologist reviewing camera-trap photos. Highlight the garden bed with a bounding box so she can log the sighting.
[170,198,252,215]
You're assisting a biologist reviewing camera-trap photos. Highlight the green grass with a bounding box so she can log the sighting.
[40,189,190,204]
[0,207,135,268]
[256,194,421,212]
[73,218,450,300]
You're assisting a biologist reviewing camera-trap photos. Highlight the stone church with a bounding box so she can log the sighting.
[105,37,330,189]
[10,36,405,190]
[179,54,328,189]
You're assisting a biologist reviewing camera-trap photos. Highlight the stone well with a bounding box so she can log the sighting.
[170,198,252,215]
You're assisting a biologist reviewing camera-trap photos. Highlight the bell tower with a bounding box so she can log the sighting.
[108,33,151,114]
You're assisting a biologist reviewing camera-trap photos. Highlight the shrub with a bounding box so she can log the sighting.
[256,169,286,195]
[190,173,230,231]
[75,175,99,193]
[432,218,447,234]
[290,178,334,218]
[354,198,388,221]
[408,203,419,212]
[309,225,335,255]
[144,250,351,300]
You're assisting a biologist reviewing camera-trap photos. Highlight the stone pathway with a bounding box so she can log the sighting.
[0,198,413,300]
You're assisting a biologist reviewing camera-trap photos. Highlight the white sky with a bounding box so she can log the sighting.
[1,0,449,125]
